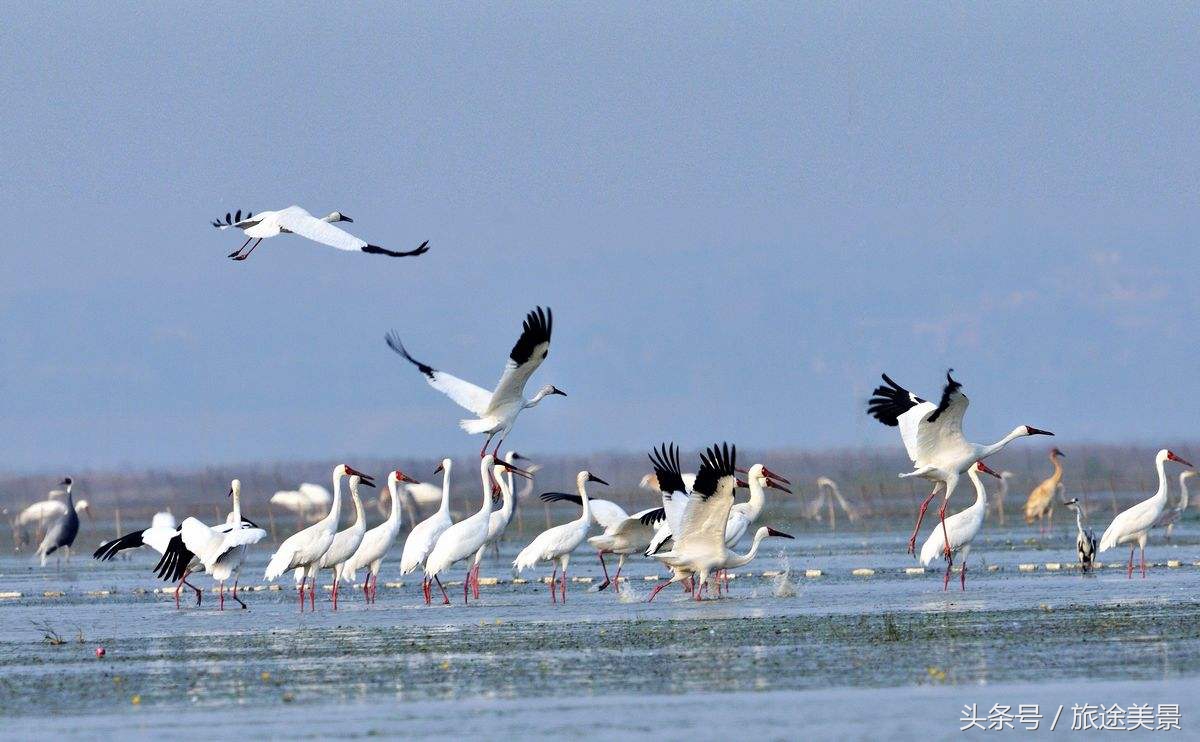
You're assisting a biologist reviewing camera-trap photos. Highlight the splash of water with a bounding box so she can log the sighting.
[617,577,642,603]
[772,548,797,598]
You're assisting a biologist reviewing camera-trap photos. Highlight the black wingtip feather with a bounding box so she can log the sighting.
[92,529,144,561]
[692,442,736,498]
[648,442,686,494]
[926,369,963,424]
[509,306,553,365]
[639,506,667,525]
[866,372,924,427]
[384,332,435,378]
[540,492,582,505]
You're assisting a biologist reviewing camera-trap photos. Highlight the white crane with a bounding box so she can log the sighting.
[308,475,372,611]
[264,464,374,611]
[918,461,1001,590]
[1154,469,1196,540]
[36,478,80,567]
[992,470,1015,526]
[180,479,269,610]
[585,504,666,595]
[93,512,208,605]
[541,484,641,595]
[386,306,566,457]
[648,444,793,601]
[1099,449,1193,578]
[725,464,791,547]
[513,470,609,603]
[270,483,332,524]
[212,206,429,261]
[867,370,1054,556]
[425,456,530,605]
[345,469,419,604]
[468,452,524,598]
[1064,498,1097,572]
[401,458,455,605]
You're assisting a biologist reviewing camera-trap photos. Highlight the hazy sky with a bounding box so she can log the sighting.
[2,3,1198,470]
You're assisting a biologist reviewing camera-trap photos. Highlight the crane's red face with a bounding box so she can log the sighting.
[974,460,1002,479]
[1167,451,1195,467]
[393,470,418,485]
[344,466,376,488]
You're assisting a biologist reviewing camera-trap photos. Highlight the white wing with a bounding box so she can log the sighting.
[488,307,552,410]
[276,205,367,252]
[677,487,734,556]
[180,517,225,567]
[1099,498,1162,551]
[386,333,493,415]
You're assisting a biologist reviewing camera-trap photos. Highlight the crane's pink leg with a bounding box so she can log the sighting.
[1127,545,1135,579]
[479,433,496,458]
[471,564,481,600]
[434,576,450,605]
[463,574,470,604]
[364,578,371,603]
[960,562,967,591]
[298,580,306,611]
[938,501,952,560]
[422,577,431,605]
[232,580,247,609]
[597,552,612,591]
[219,582,225,611]
[561,564,568,603]
[909,486,939,554]
[1140,545,1147,578]
[943,559,952,591]
[332,577,339,611]
[647,580,671,602]
[612,559,624,594]
[174,581,181,609]
[310,576,317,610]
[549,564,558,604]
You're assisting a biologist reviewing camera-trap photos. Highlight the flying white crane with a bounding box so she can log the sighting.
[212,206,429,261]
[309,475,371,611]
[264,464,374,611]
[513,470,609,603]
[1064,498,1097,572]
[426,456,530,605]
[386,306,566,457]
[401,458,455,605]
[1154,469,1196,540]
[1099,449,1193,578]
[918,461,1001,590]
[37,478,80,567]
[345,469,418,604]
[180,479,268,610]
[648,444,793,601]
[867,370,1054,556]
[93,512,209,605]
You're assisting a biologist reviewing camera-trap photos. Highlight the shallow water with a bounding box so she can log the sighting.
[3,523,1198,740]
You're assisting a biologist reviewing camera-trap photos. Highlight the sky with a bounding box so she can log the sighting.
[2,3,1199,471]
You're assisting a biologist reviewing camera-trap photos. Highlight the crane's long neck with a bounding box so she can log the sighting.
[478,459,494,514]
[744,475,766,521]
[576,480,591,524]
[386,480,402,527]
[497,470,515,521]
[324,471,343,530]
[524,388,551,408]
[231,489,242,524]
[350,488,365,525]
[976,428,1027,460]
[1151,455,1170,506]
[967,472,987,511]
[725,529,769,569]
[438,465,451,515]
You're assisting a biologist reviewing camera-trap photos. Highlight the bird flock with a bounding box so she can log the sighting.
[15,206,1187,609]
